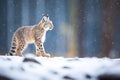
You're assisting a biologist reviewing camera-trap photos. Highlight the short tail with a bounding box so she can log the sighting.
[8,37,17,56]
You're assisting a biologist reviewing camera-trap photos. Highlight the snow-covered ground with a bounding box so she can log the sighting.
[0,55,120,80]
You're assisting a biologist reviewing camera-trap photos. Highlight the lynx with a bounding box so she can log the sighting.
[8,15,54,57]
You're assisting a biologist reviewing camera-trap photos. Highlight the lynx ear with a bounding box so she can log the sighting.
[42,16,49,22]
[46,14,49,18]
[42,16,46,22]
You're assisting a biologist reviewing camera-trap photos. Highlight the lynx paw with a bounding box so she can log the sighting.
[36,53,42,57]
[36,53,50,57]
[43,53,51,57]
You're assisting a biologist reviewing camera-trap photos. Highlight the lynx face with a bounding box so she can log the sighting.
[42,16,54,31]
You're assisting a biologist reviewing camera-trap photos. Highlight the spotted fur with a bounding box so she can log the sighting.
[8,15,54,57]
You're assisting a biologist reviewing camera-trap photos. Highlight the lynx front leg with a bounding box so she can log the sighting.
[35,41,50,57]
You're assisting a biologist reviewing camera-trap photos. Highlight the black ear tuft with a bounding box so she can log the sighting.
[46,14,49,17]
[42,14,49,17]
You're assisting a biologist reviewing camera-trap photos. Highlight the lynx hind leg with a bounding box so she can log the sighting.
[8,37,17,56]
[16,41,25,56]
[35,41,50,57]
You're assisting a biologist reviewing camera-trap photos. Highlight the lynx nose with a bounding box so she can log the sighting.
[49,25,54,30]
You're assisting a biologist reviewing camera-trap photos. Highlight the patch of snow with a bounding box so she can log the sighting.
[0,56,120,80]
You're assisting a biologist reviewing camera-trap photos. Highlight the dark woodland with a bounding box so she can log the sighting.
[0,0,120,58]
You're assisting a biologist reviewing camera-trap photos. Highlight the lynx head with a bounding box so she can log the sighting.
[40,14,54,31]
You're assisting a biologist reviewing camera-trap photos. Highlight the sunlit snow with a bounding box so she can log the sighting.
[0,55,120,80]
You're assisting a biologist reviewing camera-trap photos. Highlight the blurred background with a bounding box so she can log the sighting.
[0,0,120,58]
